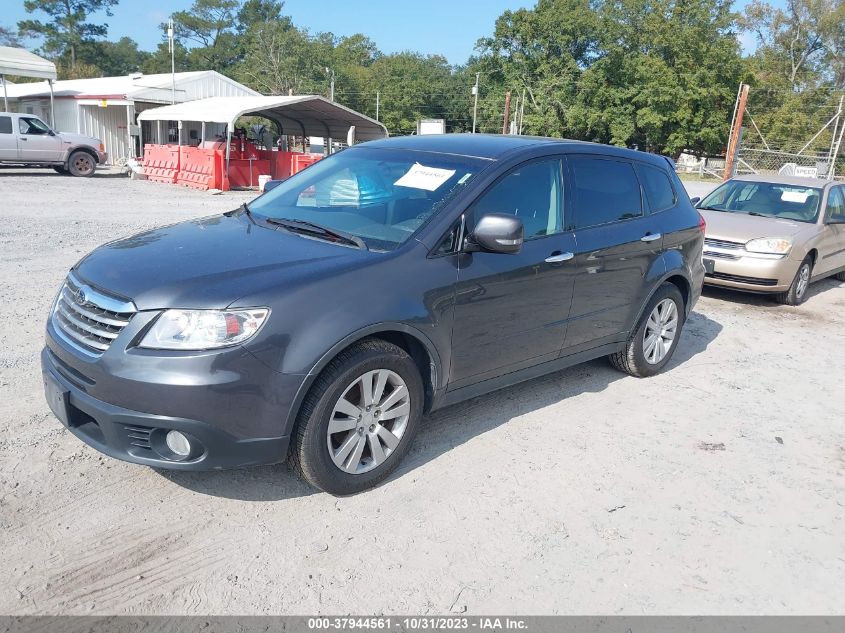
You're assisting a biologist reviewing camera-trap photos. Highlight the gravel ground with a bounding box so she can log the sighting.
[1,167,844,615]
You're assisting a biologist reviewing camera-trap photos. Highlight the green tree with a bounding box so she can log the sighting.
[171,0,241,72]
[1,24,22,47]
[18,0,119,71]
[78,36,150,76]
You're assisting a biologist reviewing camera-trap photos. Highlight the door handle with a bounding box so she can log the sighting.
[545,252,574,263]
[20,138,27,141]
[641,233,661,242]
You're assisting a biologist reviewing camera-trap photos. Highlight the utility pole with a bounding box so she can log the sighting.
[502,91,512,135]
[376,91,380,122]
[168,19,176,104]
[326,67,335,102]
[472,73,480,133]
[519,88,526,135]
[723,83,749,180]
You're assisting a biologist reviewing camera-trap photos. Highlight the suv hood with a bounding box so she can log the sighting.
[700,209,816,242]
[57,131,102,147]
[74,212,371,310]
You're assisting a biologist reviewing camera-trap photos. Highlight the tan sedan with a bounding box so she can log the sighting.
[694,174,845,305]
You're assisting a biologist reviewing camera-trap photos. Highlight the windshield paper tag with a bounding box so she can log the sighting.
[781,190,810,203]
[395,164,456,191]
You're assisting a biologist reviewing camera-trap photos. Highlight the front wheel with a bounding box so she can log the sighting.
[67,150,96,177]
[775,257,812,306]
[609,282,686,378]
[291,339,424,495]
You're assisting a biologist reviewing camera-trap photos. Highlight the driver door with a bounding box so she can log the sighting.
[17,116,63,162]
[448,157,577,390]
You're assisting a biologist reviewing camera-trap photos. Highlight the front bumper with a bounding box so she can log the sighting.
[97,151,108,165]
[42,311,303,470]
[703,252,797,293]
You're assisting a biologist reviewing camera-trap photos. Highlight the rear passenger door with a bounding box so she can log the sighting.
[563,156,668,354]
[818,186,845,275]
[0,115,18,160]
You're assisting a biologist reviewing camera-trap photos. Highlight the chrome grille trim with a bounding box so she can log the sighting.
[704,238,745,250]
[51,272,136,357]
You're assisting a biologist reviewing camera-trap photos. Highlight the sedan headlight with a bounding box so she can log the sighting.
[139,308,269,350]
[745,237,792,255]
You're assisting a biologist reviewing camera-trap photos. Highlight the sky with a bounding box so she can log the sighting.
[4,0,537,65]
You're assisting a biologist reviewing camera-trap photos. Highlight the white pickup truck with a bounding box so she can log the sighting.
[0,112,107,177]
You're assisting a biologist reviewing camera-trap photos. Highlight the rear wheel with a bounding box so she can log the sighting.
[775,257,812,306]
[52,165,68,175]
[834,270,845,282]
[609,283,686,378]
[291,338,424,495]
[67,150,96,177]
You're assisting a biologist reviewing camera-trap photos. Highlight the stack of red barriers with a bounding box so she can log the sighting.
[142,145,322,192]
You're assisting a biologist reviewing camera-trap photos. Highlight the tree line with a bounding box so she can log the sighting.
[3,0,844,157]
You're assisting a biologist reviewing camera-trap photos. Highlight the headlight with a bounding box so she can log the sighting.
[139,308,269,350]
[745,237,792,255]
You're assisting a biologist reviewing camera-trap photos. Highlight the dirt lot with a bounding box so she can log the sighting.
[1,167,843,615]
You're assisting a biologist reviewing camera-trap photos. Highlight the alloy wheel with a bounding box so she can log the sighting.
[796,263,810,299]
[643,298,679,365]
[327,369,410,474]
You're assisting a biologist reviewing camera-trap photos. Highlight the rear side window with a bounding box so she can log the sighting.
[0,116,11,134]
[638,164,676,212]
[570,157,642,229]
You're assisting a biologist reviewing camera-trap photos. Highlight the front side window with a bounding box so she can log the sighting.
[571,157,642,229]
[469,158,564,239]
[248,147,485,251]
[827,187,845,222]
[638,164,676,212]
[0,116,11,134]
[18,117,51,135]
[699,180,822,223]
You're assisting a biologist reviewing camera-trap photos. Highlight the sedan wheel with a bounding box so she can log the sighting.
[775,257,813,306]
[327,369,410,474]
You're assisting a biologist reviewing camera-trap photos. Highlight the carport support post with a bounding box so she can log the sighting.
[200,121,205,145]
[225,128,232,175]
[48,80,55,127]
[2,75,7,111]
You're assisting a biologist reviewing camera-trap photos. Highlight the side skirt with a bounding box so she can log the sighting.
[431,342,625,411]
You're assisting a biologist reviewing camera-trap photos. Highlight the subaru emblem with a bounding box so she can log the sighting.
[75,289,86,305]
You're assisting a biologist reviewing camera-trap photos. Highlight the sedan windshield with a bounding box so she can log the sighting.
[248,147,486,250]
[699,180,822,223]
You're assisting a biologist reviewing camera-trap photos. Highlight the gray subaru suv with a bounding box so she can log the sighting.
[42,135,705,494]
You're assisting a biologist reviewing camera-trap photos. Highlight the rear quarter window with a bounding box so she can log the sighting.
[638,164,676,212]
[0,116,11,134]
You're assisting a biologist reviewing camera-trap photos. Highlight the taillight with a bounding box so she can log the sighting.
[698,212,706,233]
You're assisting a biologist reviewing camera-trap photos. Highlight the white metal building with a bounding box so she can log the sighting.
[3,71,258,164]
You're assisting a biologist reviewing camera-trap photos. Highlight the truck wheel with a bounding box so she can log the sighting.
[67,151,96,177]
[291,338,424,495]
[52,165,68,175]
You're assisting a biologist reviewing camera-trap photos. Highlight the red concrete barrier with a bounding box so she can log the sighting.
[142,144,180,183]
[291,153,322,175]
[176,147,223,191]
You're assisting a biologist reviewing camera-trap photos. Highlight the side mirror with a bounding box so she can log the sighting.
[465,213,524,254]
[689,196,701,207]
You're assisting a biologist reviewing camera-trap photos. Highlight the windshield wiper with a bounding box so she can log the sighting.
[265,217,368,250]
[698,206,726,212]
[745,211,768,217]
[224,202,253,218]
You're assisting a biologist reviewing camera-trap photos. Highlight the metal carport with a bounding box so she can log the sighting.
[0,46,58,124]
[137,95,388,165]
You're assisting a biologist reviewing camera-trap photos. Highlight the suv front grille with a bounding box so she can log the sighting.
[52,273,136,356]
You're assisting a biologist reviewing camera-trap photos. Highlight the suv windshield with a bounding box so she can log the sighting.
[248,147,485,250]
[699,180,822,223]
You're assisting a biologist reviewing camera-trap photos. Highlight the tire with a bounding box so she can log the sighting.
[52,165,68,174]
[609,282,686,378]
[291,338,424,495]
[834,270,845,282]
[67,150,96,177]
[775,257,812,306]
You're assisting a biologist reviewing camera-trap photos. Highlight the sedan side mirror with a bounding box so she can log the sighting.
[465,213,524,254]
[689,196,701,207]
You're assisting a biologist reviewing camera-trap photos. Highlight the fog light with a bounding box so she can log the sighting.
[165,430,191,456]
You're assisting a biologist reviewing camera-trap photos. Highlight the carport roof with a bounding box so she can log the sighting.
[137,95,388,141]
[0,46,57,81]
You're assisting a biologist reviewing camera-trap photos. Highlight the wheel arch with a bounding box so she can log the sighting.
[65,146,99,167]
[282,323,443,437]
[631,267,694,331]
